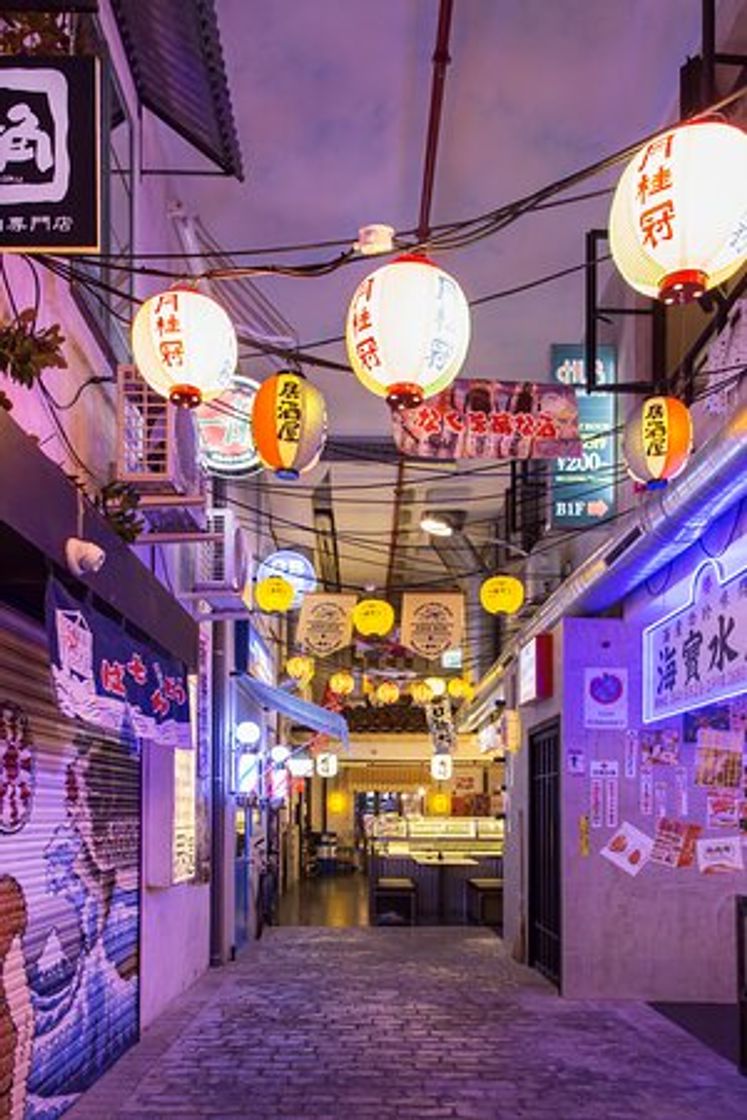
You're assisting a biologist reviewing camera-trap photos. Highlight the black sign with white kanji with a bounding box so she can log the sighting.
[0,55,100,252]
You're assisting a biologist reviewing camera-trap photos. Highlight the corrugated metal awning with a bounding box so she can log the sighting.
[111,0,243,180]
[237,675,349,747]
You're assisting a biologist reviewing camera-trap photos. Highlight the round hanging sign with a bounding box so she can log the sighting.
[256,550,316,609]
[352,598,395,637]
[480,575,525,615]
[255,575,294,614]
[194,375,261,477]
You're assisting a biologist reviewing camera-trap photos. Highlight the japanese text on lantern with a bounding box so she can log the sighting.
[276,377,302,443]
[642,398,668,458]
[635,133,676,251]
[152,292,185,370]
[642,561,747,722]
[350,277,380,370]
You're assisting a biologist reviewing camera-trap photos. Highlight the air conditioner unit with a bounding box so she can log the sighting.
[182,508,252,613]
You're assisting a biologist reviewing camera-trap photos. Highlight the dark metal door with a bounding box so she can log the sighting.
[528,719,561,988]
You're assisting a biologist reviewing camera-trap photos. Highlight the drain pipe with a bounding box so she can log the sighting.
[458,390,747,731]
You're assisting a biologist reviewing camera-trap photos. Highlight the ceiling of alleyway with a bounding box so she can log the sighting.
[146,0,744,672]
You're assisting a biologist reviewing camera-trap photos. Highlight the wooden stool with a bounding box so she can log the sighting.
[466,877,503,928]
[373,877,417,926]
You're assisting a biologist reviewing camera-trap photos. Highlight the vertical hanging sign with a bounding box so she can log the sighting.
[550,344,616,528]
[0,56,101,252]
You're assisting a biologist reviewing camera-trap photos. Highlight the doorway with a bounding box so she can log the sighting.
[528,718,561,988]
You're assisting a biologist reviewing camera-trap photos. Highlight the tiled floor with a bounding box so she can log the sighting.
[66,926,747,1120]
[277,870,370,927]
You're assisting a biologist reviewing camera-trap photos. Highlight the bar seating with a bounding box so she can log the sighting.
[465,877,503,929]
[373,876,417,926]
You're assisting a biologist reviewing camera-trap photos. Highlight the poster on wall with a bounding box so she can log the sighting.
[0,55,101,252]
[583,668,628,728]
[600,821,653,877]
[694,727,742,787]
[401,592,464,659]
[624,731,637,779]
[297,593,356,656]
[566,748,586,776]
[605,777,619,829]
[391,378,582,461]
[46,578,190,746]
[590,777,604,828]
[425,694,456,754]
[696,836,744,874]
[706,790,740,828]
[649,817,701,869]
[639,769,654,816]
[640,729,680,766]
[675,767,688,818]
[643,560,747,723]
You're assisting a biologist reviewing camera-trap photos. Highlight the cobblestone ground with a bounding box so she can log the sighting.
[67,927,747,1120]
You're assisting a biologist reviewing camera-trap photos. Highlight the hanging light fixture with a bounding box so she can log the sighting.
[255,575,295,613]
[424,676,447,697]
[131,286,237,407]
[410,680,434,706]
[352,598,395,637]
[251,370,327,479]
[623,395,693,489]
[609,118,747,305]
[286,655,315,683]
[328,670,355,697]
[479,575,525,615]
[375,680,400,706]
[447,677,474,701]
[346,254,470,410]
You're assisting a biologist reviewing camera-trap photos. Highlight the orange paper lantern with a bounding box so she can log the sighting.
[623,396,693,489]
[251,370,327,479]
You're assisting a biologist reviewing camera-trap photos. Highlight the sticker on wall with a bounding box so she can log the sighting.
[566,748,586,776]
[706,790,740,829]
[674,766,688,818]
[654,781,668,821]
[0,700,35,833]
[650,817,701,869]
[640,768,654,816]
[694,728,742,788]
[605,777,619,829]
[590,760,619,779]
[624,731,638,779]
[600,821,653,877]
[640,729,680,767]
[590,777,604,829]
[696,835,744,874]
[584,668,628,729]
[579,813,590,857]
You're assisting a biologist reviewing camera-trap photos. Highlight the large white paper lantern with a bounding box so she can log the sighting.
[609,119,747,305]
[132,287,237,407]
[346,254,470,409]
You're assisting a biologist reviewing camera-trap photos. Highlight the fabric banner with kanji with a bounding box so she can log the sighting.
[391,378,582,460]
[297,593,356,657]
[45,578,190,746]
[401,592,464,659]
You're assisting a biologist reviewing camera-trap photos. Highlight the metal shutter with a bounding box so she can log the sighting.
[0,611,140,1119]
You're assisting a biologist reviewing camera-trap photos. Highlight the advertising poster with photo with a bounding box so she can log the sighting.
[649,817,701,869]
[694,727,743,787]
[640,728,680,767]
[583,668,628,729]
[601,821,653,877]
[705,790,740,829]
[696,835,744,874]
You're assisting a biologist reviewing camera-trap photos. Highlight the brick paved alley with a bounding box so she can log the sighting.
[65,927,747,1120]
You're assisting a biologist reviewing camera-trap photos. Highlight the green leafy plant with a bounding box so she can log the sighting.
[0,309,67,401]
[98,481,145,545]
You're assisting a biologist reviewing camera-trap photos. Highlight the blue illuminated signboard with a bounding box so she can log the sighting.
[550,344,616,529]
[255,550,316,610]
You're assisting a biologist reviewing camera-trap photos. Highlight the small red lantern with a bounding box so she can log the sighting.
[251,371,327,479]
[623,396,693,489]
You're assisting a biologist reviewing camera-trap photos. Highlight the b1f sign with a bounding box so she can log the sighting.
[0,56,101,252]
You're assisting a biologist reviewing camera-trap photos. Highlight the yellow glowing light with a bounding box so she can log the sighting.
[375,680,400,705]
[329,670,355,696]
[623,395,693,488]
[286,655,315,682]
[447,677,474,701]
[424,676,446,697]
[255,575,295,613]
[410,680,434,706]
[328,790,347,815]
[479,575,525,615]
[352,598,395,637]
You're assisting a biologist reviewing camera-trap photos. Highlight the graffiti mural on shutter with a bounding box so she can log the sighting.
[0,619,140,1120]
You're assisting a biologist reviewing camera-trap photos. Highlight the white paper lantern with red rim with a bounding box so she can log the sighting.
[132,286,237,407]
[345,254,470,410]
[609,118,747,305]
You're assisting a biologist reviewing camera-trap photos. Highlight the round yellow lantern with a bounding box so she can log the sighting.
[623,396,693,489]
[255,575,294,613]
[346,254,471,410]
[251,370,327,479]
[424,676,446,697]
[609,118,747,305]
[410,680,434,706]
[447,677,474,701]
[375,681,400,706]
[132,287,237,407]
[480,575,525,615]
[329,670,355,697]
[352,598,395,637]
[286,655,315,682]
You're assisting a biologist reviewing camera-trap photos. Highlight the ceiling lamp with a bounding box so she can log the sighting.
[328,670,355,697]
[346,254,470,410]
[132,287,237,407]
[609,118,747,305]
[286,655,315,683]
[352,598,395,637]
[447,677,474,701]
[251,370,327,479]
[480,575,525,615]
[375,680,400,706]
[623,395,693,489]
[420,513,454,537]
[410,680,434,706]
[424,676,446,697]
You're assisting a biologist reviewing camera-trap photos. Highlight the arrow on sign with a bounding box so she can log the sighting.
[587,500,609,517]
